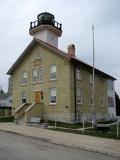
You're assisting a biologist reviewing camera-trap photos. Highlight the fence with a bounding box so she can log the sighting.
[53,114,120,139]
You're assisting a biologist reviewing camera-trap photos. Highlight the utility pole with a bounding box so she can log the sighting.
[92,25,95,127]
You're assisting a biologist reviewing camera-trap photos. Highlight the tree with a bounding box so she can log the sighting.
[115,92,120,116]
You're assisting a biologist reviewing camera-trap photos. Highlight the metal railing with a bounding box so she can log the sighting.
[30,18,62,31]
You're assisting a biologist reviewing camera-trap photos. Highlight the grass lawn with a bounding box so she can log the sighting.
[49,127,120,140]
[0,116,14,123]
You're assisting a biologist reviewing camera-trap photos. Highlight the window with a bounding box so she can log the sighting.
[101,94,104,106]
[77,88,82,104]
[107,80,113,90]
[77,113,83,121]
[90,71,93,84]
[108,97,114,107]
[21,92,26,104]
[49,88,56,104]
[39,68,43,82]
[22,72,27,85]
[77,67,81,80]
[101,112,105,118]
[100,75,104,83]
[36,51,40,59]
[91,92,93,106]
[33,69,37,83]
[50,65,56,80]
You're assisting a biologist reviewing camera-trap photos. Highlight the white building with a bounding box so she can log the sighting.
[107,79,116,120]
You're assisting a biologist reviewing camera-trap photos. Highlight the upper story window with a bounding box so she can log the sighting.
[90,71,93,84]
[22,72,27,85]
[49,88,56,104]
[101,94,104,106]
[21,92,26,104]
[33,69,37,83]
[77,88,82,104]
[50,65,56,80]
[77,67,81,80]
[39,68,43,82]
[36,51,40,59]
[107,79,113,91]
[108,97,114,107]
[100,75,104,83]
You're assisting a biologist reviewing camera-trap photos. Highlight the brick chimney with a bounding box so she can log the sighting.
[68,44,75,57]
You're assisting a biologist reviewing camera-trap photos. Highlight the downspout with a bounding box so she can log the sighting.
[74,65,77,120]
[74,63,80,121]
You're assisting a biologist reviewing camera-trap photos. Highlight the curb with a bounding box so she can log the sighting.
[0,129,119,158]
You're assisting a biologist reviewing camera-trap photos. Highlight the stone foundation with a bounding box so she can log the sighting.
[43,113,75,123]
[43,112,108,123]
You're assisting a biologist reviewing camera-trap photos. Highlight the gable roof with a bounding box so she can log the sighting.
[7,38,116,80]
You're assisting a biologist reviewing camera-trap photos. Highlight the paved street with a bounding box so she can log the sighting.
[0,131,119,160]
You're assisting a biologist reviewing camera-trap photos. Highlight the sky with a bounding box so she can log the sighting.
[0,0,120,97]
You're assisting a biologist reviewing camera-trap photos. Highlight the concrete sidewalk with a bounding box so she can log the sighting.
[0,123,120,158]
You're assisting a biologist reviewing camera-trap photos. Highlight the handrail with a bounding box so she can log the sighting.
[30,18,62,31]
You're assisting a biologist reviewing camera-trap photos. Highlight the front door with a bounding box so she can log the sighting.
[35,91,40,103]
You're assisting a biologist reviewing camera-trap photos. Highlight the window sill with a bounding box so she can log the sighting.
[32,82,37,85]
[49,79,57,82]
[39,81,43,84]
[90,83,93,85]
[49,103,57,106]
[22,84,27,86]
[100,81,104,84]
[77,103,83,106]
[77,79,82,81]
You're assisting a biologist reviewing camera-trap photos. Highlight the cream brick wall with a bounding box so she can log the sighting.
[12,43,71,119]
[70,63,108,121]
[12,42,108,122]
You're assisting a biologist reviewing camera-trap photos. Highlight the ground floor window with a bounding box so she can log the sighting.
[49,88,56,104]
[101,94,104,106]
[91,92,93,106]
[108,96,114,107]
[77,113,83,121]
[77,88,82,104]
[21,92,26,104]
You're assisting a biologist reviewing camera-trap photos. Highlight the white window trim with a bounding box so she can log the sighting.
[22,72,27,85]
[50,65,56,81]
[39,68,43,82]
[77,88,82,105]
[49,88,56,104]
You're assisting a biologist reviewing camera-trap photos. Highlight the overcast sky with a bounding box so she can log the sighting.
[0,0,120,97]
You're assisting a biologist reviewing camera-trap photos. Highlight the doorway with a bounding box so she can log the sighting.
[35,91,40,103]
